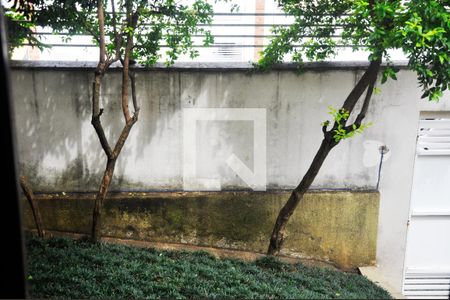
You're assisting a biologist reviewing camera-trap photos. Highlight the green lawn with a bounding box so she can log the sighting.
[26,235,391,299]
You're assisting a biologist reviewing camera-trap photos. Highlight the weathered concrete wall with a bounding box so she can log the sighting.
[11,61,450,291]
[12,62,439,192]
[22,191,379,269]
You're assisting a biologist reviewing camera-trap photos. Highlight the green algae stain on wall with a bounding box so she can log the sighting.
[22,190,379,269]
[283,192,379,268]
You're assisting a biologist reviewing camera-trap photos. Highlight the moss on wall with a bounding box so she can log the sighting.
[22,190,379,269]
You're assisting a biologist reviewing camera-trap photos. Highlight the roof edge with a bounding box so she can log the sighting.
[9,60,410,71]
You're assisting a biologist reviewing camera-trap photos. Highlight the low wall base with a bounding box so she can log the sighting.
[22,190,379,269]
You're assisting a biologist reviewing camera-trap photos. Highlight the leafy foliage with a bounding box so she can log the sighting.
[3,4,46,56]
[26,235,392,299]
[259,0,450,101]
[4,0,217,65]
[324,106,372,142]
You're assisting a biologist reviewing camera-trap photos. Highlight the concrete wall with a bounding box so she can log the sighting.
[11,61,450,291]
[22,191,380,270]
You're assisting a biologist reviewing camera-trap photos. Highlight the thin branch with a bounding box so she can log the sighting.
[354,76,377,126]
[92,113,113,158]
[120,0,139,123]
[97,0,106,64]
[91,68,111,155]
[112,115,139,159]
[84,25,101,45]
[342,61,380,133]
[107,57,120,67]
[110,0,122,60]
[74,11,101,44]
[19,175,45,238]
[129,70,139,113]
[91,0,113,159]
[341,59,381,114]
[121,43,133,123]
[319,59,382,145]
[322,122,329,136]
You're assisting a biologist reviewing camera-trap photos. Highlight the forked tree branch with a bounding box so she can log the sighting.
[340,59,381,115]
[90,0,142,242]
[325,58,381,138]
[343,60,380,133]
[91,112,113,158]
[91,0,113,159]
[111,114,139,159]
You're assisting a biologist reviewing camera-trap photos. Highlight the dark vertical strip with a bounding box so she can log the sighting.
[0,7,27,299]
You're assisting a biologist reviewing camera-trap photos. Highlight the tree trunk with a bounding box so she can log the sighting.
[19,175,45,238]
[89,0,139,242]
[91,158,116,242]
[267,59,381,255]
[267,137,336,254]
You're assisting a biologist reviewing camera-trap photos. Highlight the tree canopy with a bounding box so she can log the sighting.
[4,0,217,65]
[259,0,450,101]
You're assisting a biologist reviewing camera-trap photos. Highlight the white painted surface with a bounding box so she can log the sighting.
[403,119,450,299]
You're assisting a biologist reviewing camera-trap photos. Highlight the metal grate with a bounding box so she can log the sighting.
[9,11,379,61]
[212,42,242,60]
[12,13,353,49]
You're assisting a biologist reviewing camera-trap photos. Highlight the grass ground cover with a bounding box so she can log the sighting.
[26,235,391,299]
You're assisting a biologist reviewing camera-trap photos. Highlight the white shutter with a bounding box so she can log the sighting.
[403,118,450,299]
[403,271,450,299]
[417,119,450,156]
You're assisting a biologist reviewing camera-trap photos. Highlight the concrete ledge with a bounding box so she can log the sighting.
[23,190,380,270]
[359,266,405,299]
[10,60,410,71]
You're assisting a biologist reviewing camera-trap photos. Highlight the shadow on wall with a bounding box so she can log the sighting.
[14,68,274,192]
[13,68,162,192]
[12,67,391,192]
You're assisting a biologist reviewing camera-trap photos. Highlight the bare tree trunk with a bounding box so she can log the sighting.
[19,175,45,238]
[91,159,116,241]
[89,0,112,242]
[267,59,381,255]
[90,0,140,242]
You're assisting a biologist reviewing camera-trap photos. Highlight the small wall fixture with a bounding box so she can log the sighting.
[376,145,389,190]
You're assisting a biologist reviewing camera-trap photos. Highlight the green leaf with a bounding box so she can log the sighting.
[374,87,382,94]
